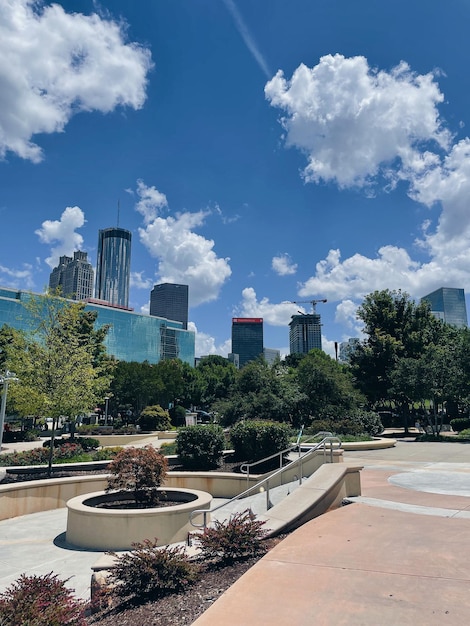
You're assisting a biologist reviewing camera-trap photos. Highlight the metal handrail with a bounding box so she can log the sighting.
[239,430,334,483]
[189,435,342,530]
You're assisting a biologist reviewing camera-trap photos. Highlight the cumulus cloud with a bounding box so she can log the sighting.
[189,321,231,358]
[135,180,168,225]
[267,54,470,304]
[130,271,153,290]
[136,181,232,306]
[265,54,449,189]
[0,0,152,162]
[237,287,301,326]
[272,253,297,276]
[35,206,86,268]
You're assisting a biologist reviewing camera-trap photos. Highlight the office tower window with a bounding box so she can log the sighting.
[231,318,264,368]
[95,228,132,308]
[150,283,189,329]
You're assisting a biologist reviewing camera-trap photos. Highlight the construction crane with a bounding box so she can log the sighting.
[290,299,327,314]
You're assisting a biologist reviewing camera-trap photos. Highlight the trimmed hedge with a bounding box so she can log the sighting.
[176,425,225,470]
[230,421,291,462]
[450,417,470,433]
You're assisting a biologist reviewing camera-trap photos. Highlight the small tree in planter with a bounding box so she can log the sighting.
[105,445,168,507]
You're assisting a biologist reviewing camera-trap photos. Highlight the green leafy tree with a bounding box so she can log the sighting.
[295,349,363,421]
[5,292,113,474]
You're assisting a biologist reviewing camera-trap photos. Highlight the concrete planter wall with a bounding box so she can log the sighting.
[66,487,212,550]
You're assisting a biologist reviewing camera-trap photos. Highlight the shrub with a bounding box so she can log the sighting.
[159,441,177,456]
[230,421,291,462]
[107,539,199,601]
[176,425,225,470]
[458,428,470,439]
[92,446,124,461]
[195,510,268,564]
[0,572,86,626]
[169,404,187,427]
[75,436,100,451]
[106,446,168,506]
[450,417,470,432]
[138,405,171,431]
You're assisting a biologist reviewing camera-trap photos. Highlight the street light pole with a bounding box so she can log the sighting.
[104,397,109,426]
[0,371,19,451]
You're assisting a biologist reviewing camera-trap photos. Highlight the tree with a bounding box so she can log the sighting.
[295,349,363,421]
[5,292,113,474]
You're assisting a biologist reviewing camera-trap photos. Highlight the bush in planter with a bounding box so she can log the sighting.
[138,405,171,431]
[0,572,86,626]
[230,420,291,462]
[175,425,225,469]
[107,539,199,602]
[105,446,168,506]
[195,510,268,565]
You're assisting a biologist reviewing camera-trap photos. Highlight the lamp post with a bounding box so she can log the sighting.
[104,396,109,426]
[0,370,19,451]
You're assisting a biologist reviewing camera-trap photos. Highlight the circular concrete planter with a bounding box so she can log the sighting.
[66,487,212,550]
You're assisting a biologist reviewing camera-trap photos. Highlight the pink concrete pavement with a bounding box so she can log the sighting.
[194,445,470,626]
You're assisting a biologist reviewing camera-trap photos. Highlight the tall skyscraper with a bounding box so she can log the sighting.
[48,251,94,301]
[289,313,322,354]
[150,283,189,329]
[231,318,264,368]
[421,287,468,328]
[95,228,132,308]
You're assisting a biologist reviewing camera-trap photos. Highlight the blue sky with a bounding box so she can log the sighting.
[1,0,470,358]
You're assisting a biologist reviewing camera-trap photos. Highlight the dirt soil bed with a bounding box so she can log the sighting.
[87,536,286,626]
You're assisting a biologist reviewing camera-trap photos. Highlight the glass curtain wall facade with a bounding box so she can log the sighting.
[150,283,189,329]
[95,228,132,308]
[0,287,195,365]
[421,288,468,328]
[231,318,264,368]
[289,313,322,354]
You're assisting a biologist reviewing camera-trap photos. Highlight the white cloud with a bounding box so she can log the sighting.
[130,271,153,290]
[188,321,231,358]
[237,287,302,326]
[135,180,168,225]
[272,253,297,276]
[0,264,34,290]
[35,206,86,268]
[0,0,152,162]
[136,182,232,306]
[334,300,359,330]
[265,54,449,189]
[266,55,470,306]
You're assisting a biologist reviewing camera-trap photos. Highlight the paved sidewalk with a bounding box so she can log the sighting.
[194,441,470,626]
[1,440,470,623]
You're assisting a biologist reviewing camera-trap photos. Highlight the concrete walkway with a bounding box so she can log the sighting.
[193,440,470,626]
[1,440,470,624]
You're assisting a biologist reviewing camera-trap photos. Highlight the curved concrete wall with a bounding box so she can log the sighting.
[66,488,212,550]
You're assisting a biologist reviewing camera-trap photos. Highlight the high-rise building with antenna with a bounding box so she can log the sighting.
[94,228,132,308]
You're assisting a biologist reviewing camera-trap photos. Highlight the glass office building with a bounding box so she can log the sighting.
[95,228,132,308]
[421,287,468,328]
[0,287,195,365]
[150,283,189,329]
[289,313,322,354]
[231,318,264,368]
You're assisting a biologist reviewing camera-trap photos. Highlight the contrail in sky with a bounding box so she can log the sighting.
[223,0,271,78]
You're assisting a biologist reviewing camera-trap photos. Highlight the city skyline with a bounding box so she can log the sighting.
[2,2,470,358]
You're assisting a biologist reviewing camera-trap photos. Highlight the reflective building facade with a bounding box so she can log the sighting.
[421,287,468,328]
[95,228,132,308]
[231,318,264,368]
[0,287,195,365]
[289,313,322,354]
[150,283,189,329]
